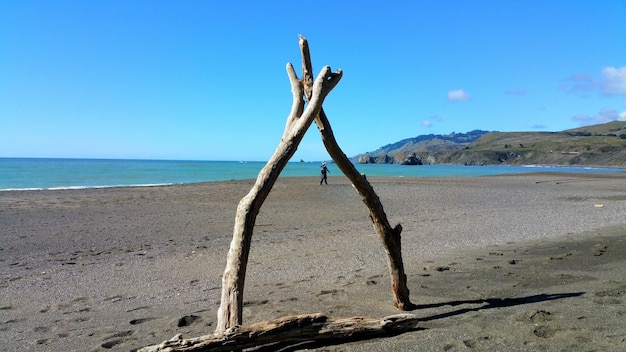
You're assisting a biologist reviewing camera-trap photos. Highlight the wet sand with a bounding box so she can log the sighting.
[1,172,625,351]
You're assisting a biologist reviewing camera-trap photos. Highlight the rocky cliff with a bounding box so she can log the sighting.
[354,121,626,167]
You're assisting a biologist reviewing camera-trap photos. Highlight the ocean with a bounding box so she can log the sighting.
[1,158,624,191]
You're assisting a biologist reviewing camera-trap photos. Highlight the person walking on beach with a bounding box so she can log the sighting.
[320,161,330,185]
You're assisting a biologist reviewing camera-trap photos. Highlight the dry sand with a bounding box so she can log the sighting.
[1,172,625,351]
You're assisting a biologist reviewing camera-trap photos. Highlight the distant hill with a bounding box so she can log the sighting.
[354,130,490,164]
[354,121,626,167]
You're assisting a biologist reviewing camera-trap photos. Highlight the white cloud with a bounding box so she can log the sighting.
[421,115,442,128]
[601,66,626,95]
[572,108,626,126]
[563,67,626,97]
[447,89,470,102]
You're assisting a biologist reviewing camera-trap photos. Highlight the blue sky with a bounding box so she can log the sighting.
[2,1,625,161]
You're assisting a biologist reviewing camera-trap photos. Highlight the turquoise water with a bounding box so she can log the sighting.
[1,158,623,191]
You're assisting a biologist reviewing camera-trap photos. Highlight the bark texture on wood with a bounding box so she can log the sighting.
[138,314,418,352]
[299,38,414,311]
[214,36,342,334]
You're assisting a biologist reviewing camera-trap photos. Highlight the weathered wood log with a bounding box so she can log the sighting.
[299,37,415,310]
[214,36,343,333]
[138,313,418,352]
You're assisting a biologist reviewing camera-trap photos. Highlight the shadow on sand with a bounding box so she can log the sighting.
[414,292,584,322]
[247,292,585,352]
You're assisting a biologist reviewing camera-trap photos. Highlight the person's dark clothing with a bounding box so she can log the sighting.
[320,163,329,185]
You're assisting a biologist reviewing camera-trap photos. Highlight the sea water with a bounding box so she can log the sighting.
[0,158,623,191]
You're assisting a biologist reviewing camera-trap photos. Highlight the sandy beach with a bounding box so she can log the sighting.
[1,172,625,351]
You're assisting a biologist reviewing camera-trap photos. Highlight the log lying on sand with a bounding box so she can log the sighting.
[138,313,418,352]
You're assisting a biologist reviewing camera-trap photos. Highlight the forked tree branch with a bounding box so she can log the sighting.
[214,45,342,334]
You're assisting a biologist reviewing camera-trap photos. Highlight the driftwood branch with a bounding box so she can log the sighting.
[314,108,414,310]
[300,40,415,310]
[214,36,342,334]
[138,314,418,352]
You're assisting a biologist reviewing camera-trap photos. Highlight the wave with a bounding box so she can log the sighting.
[522,164,619,171]
[522,165,555,168]
[0,183,174,192]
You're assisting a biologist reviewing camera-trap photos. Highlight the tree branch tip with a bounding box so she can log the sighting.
[286,62,298,77]
[299,35,309,48]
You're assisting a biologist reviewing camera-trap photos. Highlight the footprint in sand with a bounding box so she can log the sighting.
[316,289,344,297]
[533,325,557,338]
[366,274,382,285]
[103,295,126,303]
[100,339,124,349]
[593,285,626,305]
[595,285,626,297]
[177,315,201,327]
[462,336,504,349]
[36,338,52,345]
[126,305,152,312]
[514,309,552,323]
[33,325,55,333]
[592,244,608,256]
[129,317,158,325]
[101,330,134,349]
[529,310,552,323]
[279,297,298,303]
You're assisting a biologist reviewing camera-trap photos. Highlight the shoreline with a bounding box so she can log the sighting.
[2,157,625,192]
[1,173,625,351]
[2,168,626,192]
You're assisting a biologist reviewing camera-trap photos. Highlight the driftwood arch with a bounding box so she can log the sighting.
[217,35,414,333]
[139,36,415,352]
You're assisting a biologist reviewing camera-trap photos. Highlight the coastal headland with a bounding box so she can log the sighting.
[1,172,625,351]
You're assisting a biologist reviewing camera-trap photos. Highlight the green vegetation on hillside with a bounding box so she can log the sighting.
[355,121,626,167]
